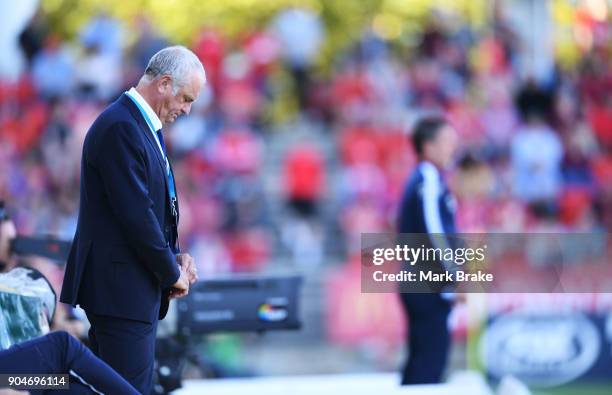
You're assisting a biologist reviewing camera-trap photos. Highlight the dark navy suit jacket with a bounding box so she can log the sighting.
[60,94,181,323]
[397,161,458,293]
[397,161,456,235]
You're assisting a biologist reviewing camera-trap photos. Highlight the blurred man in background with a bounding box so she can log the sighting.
[397,117,458,385]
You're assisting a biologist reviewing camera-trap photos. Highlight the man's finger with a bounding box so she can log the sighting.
[169,287,189,299]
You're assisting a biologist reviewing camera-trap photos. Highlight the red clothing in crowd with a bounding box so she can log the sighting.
[283,145,324,201]
[588,103,612,148]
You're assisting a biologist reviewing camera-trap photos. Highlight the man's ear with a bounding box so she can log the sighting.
[157,75,173,94]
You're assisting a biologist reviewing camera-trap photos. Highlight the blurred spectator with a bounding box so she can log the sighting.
[0,0,38,79]
[210,128,263,174]
[79,12,123,59]
[272,7,324,109]
[587,93,612,150]
[243,30,280,81]
[193,29,225,95]
[511,113,564,203]
[283,144,325,218]
[578,50,612,106]
[515,78,554,121]
[18,8,49,69]
[554,84,598,188]
[453,153,495,232]
[281,144,326,267]
[418,15,447,58]
[272,7,323,68]
[74,43,121,101]
[40,99,78,187]
[130,15,169,71]
[480,76,518,152]
[31,35,74,99]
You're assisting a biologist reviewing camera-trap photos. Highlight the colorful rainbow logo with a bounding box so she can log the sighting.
[258,304,288,322]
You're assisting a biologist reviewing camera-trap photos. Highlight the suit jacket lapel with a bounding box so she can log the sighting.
[118,95,169,186]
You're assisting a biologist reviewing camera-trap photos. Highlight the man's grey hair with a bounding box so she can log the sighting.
[143,46,206,94]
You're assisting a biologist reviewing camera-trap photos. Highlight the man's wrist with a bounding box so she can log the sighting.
[162,260,181,289]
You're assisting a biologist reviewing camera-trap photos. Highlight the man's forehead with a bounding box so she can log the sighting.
[182,72,205,96]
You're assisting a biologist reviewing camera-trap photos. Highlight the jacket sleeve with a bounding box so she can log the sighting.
[420,166,462,273]
[92,121,180,289]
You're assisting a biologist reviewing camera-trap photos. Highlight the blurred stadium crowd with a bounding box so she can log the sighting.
[1,2,611,343]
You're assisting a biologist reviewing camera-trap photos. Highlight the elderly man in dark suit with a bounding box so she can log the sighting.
[60,46,205,394]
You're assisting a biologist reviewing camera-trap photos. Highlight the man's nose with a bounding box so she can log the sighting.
[182,104,191,115]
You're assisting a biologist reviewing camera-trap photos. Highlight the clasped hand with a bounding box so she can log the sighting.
[169,253,198,299]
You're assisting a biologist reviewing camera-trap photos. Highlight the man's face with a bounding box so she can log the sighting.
[158,71,204,125]
[425,125,458,169]
[0,220,17,264]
